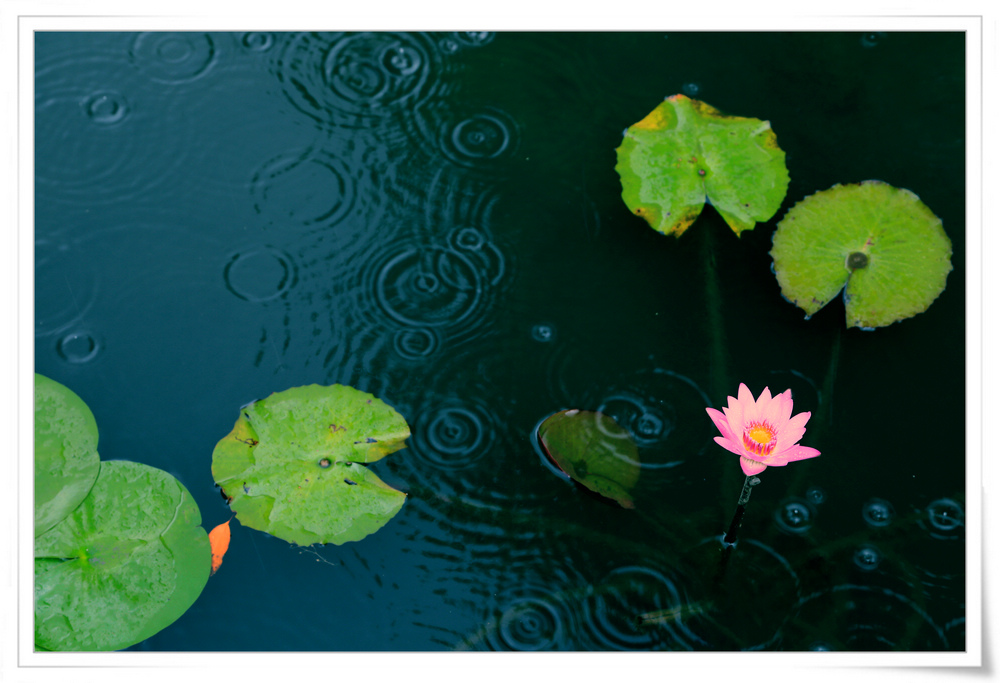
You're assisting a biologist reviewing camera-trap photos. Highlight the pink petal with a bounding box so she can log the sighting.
[726,395,746,436]
[786,410,811,431]
[714,435,746,457]
[754,386,773,419]
[740,456,768,476]
[726,392,740,411]
[774,420,807,451]
[775,429,807,455]
[747,385,768,422]
[771,444,821,466]
[760,389,789,426]
[772,389,794,427]
[775,411,807,447]
[708,384,816,476]
[725,411,746,446]
[706,407,736,441]
[737,383,755,411]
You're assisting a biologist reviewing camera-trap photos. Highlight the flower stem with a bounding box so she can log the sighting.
[723,475,761,545]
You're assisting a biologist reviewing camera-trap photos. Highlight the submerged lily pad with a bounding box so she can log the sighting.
[212,384,410,546]
[537,410,640,509]
[770,180,953,328]
[615,94,789,237]
[34,460,210,651]
[34,374,101,537]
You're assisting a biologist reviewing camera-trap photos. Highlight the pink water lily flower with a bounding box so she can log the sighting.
[706,383,821,476]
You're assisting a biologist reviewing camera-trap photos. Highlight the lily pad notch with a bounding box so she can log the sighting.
[770,180,953,329]
[615,94,790,238]
[212,383,411,546]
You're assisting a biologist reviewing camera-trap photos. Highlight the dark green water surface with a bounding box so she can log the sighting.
[35,31,966,651]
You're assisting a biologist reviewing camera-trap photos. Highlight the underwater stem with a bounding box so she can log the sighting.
[723,474,761,545]
[703,224,742,511]
[788,324,840,496]
[702,223,729,406]
[819,325,841,436]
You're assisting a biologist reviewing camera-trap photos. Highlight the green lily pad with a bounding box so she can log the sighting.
[34,460,210,651]
[615,94,789,237]
[770,180,953,329]
[537,409,640,509]
[34,374,101,537]
[211,384,410,546]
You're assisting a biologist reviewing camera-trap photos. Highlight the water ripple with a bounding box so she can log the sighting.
[470,563,592,651]
[36,217,228,394]
[781,585,949,650]
[584,565,701,650]
[575,368,716,472]
[143,50,329,199]
[35,238,100,337]
[445,225,507,286]
[862,497,896,528]
[276,32,444,129]
[409,103,520,174]
[681,81,701,97]
[55,330,103,365]
[678,536,801,650]
[374,245,483,327]
[921,498,964,540]
[903,495,965,612]
[344,227,508,350]
[129,32,217,84]
[446,110,518,166]
[852,544,883,572]
[773,497,817,535]
[861,32,887,49]
[82,90,129,124]
[391,327,440,360]
[411,398,497,473]
[251,148,357,228]
[530,323,557,343]
[806,486,827,505]
[451,31,496,49]
[240,32,275,52]
[35,54,189,206]
[493,594,567,650]
[223,246,299,303]
[385,359,516,505]
[419,165,504,242]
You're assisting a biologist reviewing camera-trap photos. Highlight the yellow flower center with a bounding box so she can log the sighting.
[742,421,777,457]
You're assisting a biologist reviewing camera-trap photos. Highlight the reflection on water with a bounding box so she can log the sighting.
[34,31,966,651]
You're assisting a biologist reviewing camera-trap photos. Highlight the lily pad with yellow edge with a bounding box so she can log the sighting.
[770,180,953,329]
[212,384,410,546]
[614,94,789,237]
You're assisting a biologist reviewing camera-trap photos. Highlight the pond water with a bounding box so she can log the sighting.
[34,31,966,651]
